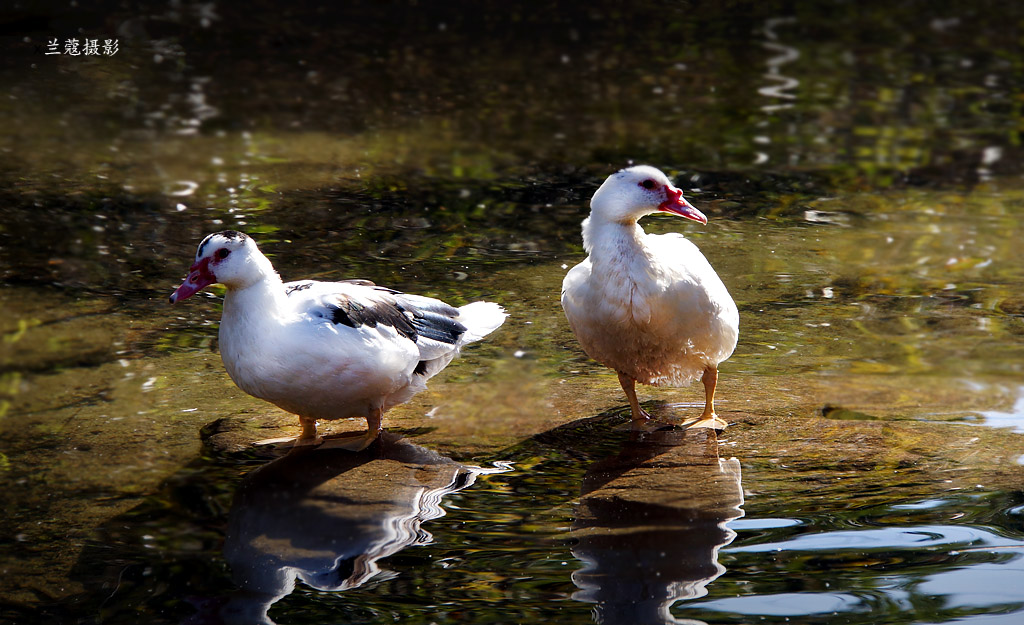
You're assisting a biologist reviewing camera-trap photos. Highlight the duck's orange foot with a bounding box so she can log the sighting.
[318,430,380,452]
[252,435,323,448]
[686,413,729,431]
[631,406,652,421]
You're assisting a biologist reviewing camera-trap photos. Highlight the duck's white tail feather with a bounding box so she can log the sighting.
[456,301,507,344]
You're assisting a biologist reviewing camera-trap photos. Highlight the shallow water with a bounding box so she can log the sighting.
[2,2,1024,624]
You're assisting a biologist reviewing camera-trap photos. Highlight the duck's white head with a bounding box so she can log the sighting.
[590,165,707,225]
[169,230,273,303]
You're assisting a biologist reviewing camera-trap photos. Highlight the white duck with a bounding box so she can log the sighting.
[170,231,507,450]
[561,166,738,429]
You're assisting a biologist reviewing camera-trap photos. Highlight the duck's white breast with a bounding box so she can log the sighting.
[562,232,738,386]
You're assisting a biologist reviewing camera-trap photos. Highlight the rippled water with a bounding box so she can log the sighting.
[27,411,1024,625]
[2,2,1024,624]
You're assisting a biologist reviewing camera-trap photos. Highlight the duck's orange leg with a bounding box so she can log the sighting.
[689,366,728,430]
[320,406,384,451]
[618,371,651,421]
[252,416,323,447]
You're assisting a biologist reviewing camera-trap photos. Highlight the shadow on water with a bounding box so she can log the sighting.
[8,394,1024,625]
[41,411,747,625]
[205,434,506,625]
[570,427,744,625]
[46,429,512,625]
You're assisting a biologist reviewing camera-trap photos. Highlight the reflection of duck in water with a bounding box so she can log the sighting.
[217,434,496,625]
[571,427,744,625]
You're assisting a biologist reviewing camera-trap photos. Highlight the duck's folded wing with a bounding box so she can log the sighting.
[288,281,468,362]
[391,292,468,359]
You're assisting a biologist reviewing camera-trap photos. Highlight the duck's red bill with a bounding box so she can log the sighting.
[169,258,215,303]
[658,191,707,224]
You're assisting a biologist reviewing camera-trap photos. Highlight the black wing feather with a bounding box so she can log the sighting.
[322,288,467,347]
[326,298,418,341]
[409,307,466,344]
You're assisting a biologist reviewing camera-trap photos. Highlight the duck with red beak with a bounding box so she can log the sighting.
[560,165,738,429]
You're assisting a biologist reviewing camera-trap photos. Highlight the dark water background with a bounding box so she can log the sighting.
[1,1,1023,624]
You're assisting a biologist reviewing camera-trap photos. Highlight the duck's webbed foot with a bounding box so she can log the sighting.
[252,436,319,447]
[686,414,729,431]
[319,430,380,451]
[317,407,384,452]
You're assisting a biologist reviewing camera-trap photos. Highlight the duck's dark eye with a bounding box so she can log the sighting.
[640,179,657,190]
[216,248,230,260]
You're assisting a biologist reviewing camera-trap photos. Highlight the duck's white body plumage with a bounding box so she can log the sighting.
[562,221,738,386]
[561,166,738,426]
[171,231,506,448]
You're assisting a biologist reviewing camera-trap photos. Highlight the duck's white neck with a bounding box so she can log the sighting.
[582,214,647,257]
[222,267,287,322]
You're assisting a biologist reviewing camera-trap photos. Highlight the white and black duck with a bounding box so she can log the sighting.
[170,230,507,449]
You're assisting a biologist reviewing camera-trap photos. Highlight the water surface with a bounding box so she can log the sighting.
[2,2,1024,624]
